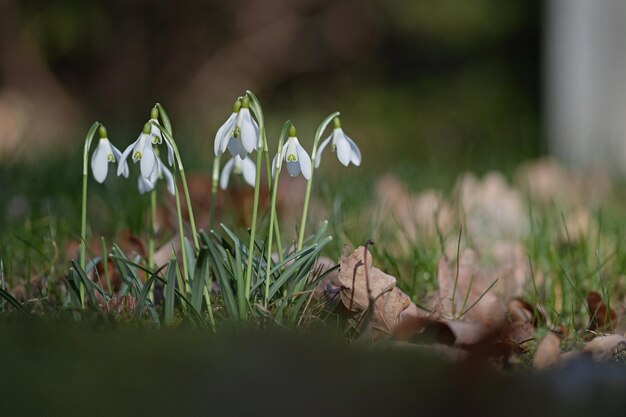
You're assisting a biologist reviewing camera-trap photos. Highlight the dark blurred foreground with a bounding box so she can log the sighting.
[0,321,625,417]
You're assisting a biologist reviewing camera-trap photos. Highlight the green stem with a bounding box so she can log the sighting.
[101,237,112,297]
[178,166,199,251]
[79,171,88,307]
[264,140,284,307]
[79,121,100,307]
[149,121,199,252]
[210,155,220,229]
[173,170,190,291]
[148,188,157,302]
[244,145,264,300]
[148,189,156,269]
[297,177,314,251]
[264,148,283,262]
[296,112,339,251]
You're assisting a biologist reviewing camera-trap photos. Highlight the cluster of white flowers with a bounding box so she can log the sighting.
[90,96,362,195]
[90,107,176,196]
[214,95,361,189]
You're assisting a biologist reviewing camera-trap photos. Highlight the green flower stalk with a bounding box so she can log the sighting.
[242,94,264,301]
[264,121,291,307]
[81,122,127,305]
[296,112,340,250]
[148,105,200,287]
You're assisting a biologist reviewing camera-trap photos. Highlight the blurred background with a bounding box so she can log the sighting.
[0,0,543,180]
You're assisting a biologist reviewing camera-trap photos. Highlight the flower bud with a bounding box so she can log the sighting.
[333,117,341,129]
[151,106,159,120]
[289,124,297,137]
[241,96,250,109]
[98,125,108,139]
[233,99,242,113]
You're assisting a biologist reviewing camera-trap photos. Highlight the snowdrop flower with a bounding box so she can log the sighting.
[214,96,259,158]
[219,155,256,190]
[273,125,312,180]
[315,117,361,168]
[118,122,158,179]
[148,106,175,166]
[91,125,128,183]
[138,156,175,196]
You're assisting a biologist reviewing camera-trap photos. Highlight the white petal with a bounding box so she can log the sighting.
[239,109,257,153]
[138,175,154,194]
[241,157,256,187]
[111,144,129,178]
[315,134,333,168]
[118,141,135,176]
[296,142,312,180]
[140,142,156,179]
[214,113,237,156]
[132,134,146,161]
[161,163,176,196]
[164,137,175,166]
[91,142,109,183]
[150,119,163,144]
[344,134,361,166]
[271,153,280,178]
[285,138,299,162]
[149,157,161,184]
[280,139,290,161]
[335,130,351,167]
[227,137,247,159]
[286,160,301,177]
[220,157,237,190]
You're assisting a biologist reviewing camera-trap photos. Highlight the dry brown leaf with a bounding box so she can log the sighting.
[337,245,414,336]
[514,158,611,208]
[583,335,626,362]
[457,172,528,245]
[338,245,395,312]
[533,332,562,370]
[373,175,454,253]
[442,319,491,345]
[437,249,506,329]
[587,291,617,332]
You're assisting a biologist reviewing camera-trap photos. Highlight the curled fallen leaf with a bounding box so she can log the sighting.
[533,329,563,370]
[337,245,414,336]
[586,291,617,332]
[582,335,626,362]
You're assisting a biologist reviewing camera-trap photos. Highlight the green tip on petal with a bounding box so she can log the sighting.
[151,106,159,119]
[143,122,151,134]
[289,124,297,137]
[333,117,341,129]
[98,125,107,139]
[241,96,250,109]
[233,99,242,113]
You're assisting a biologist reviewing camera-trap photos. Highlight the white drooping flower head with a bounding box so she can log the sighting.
[219,155,256,190]
[148,106,175,166]
[91,125,128,183]
[214,96,259,159]
[118,122,158,179]
[138,155,175,196]
[272,124,312,180]
[315,117,361,168]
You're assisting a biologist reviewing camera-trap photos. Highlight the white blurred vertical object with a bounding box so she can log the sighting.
[546,0,626,173]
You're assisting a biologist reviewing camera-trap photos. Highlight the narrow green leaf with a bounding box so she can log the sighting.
[190,248,209,312]
[205,236,238,319]
[156,103,173,136]
[164,260,177,324]
[0,287,29,315]
[268,237,332,299]
[71,261,101,309]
